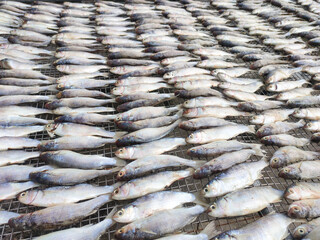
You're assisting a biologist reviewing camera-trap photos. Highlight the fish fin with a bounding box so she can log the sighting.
[115,158,127,167]
[297,119,306,127]
[178,168,194,179]
[266,94,277,99]
[174,110,183,118]
[253,146,265,157]
[200,221,219,238]
[193,191,209,207]
[113,132,127,140]
[46,85,59,92]
[250,143,267,155]
[170,104,183,111]
[191,160,206,169]
[47,95,57,101]
[248,125,256,134]
[107,207,118,219]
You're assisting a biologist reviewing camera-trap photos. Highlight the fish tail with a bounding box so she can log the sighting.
[174,110,183,118]
[250,144,267,155]
[178,167,194,179]
[266,94,277,99]
[47,95,57,101]
[112,181,123,189]
[105,79,117,84]
[200,221,219,239]
[46,85,59,92]
[248,125,256,134]
[253,146,265,157]
[297,119,306,127]
[190,160,206,169]
[113,131,127,140]
[38,63,51,69]
[169,104,183,111]
[193,191,209,207]
[115,159,127,167]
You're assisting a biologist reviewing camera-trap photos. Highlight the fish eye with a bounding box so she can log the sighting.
[118,171,125,177]
[293,206,300,212]
[113,189,119,195]
[118,210,124,216]
[117,229,123,233]
[118,149,123,153]
[210,204,216,210]
[204,188,208,193]
[272,158,278,163]
[189,134,194,139]
[299,229,305,234]
[20,192,26,197]
[283,168,289,173]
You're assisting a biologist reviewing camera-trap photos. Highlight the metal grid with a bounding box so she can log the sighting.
[0,0,320,239]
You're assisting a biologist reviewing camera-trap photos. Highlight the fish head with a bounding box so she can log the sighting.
[57,83,66,90]
[164,71,174,79]
[116,167,130,181]
[18,190,39,205]
[193,165,212,179]
[269,156,285,168]
[114,224,137,240]
[212,232,235,240]
[293,224,315,239]
[8,215,29,230]
[186,132,203,144]
[278,166,300,179]
[115,121,134,131]
[206,202,222,217]
[260,135,274,145]
[115,147,134,159]
[284,184,302,200]
[293,109,305,118]
[113,206,136,223]
[174,89,187,97]
[250,115,264,125]
[112,185,129,200]
[183,99,196,108]
[45,123,59,138]
[111,86,124,95]
[183,108,198,118]
[304,122,317,131]
[288,201,310,218]
[201,182,216,198]
[56,65,66,72]
[266,83,277,91]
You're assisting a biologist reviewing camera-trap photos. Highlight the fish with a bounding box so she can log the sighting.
[256,120,305,137]
[0,211,19,225]
[56,65,108,74]
[293,108,320,120]
[54,113,115,125]
[237,100,284,112]
[187,140,264,158]
[187,124,255,144]
[293,217,320,240]
[270,146,320,168]
[45,123,122,138]
[38,136,117,151]
[250,109,296,125]
[112,168,194,200]
[0,125,44,137]
[265,67,303,83]
[175,88,223,98]
[30,167,119,186]
[202,159,268,198]
[0,150,39,166]
[311,132,320,142]
[8,195,112,230]
[40,150,126,169]
[111,83,169,95]
[0,44,52,55]
[53,107,114,115]
[261,134,309,147]
[218,81,263,93]
[0,78,51,87]
[117,155,205,181]
[116,120,180,146]
[213,213,298,240]
[285,182,320,201]
[224,90,276,101]
[207,186,283,218]
[0,95,54,106]
[279,161,320,180]
[57,89,111,99]
[114,205,205,240]
[18,183,120,207]
[183,97,237,108]
[0,106,51,117]
[0,165,51,183]
[288,198,320,219]
[57,79,115,90]
[179,117,235,131]
[163,67,210,79]
[197,59,243,69]
[0,69,52,80]
[183,107,251,118]
[174,79,220,90]
[0,58,50,70]
[0,181,39,201]
[33,208,116,240]
[115,92,173,103]
[276,88,314,100]
[193,149,264,179]
[0,85,57,96]
[54,57,106,66]
[116,98,168,113]
[115,106,180,121]
[266,80,309,92]
[217,73,260,84]
[0,137,40,150]
[211,67,251,77]
[115,77,164,86]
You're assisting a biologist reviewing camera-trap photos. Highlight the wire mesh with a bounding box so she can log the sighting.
[0,0,320,239]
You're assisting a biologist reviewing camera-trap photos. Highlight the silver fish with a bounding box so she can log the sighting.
[0,210,19,225]
[202,159,268,198]
[0,150,39,166]
[54,113,115,125]
[279,161,320,180]
[0,165,51,183]
[0,125,44,137]
[257,120,305,137]
[0,137,40,150]
[285,182,320,201]
[288,198,320,219]
[0,181,39,201]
